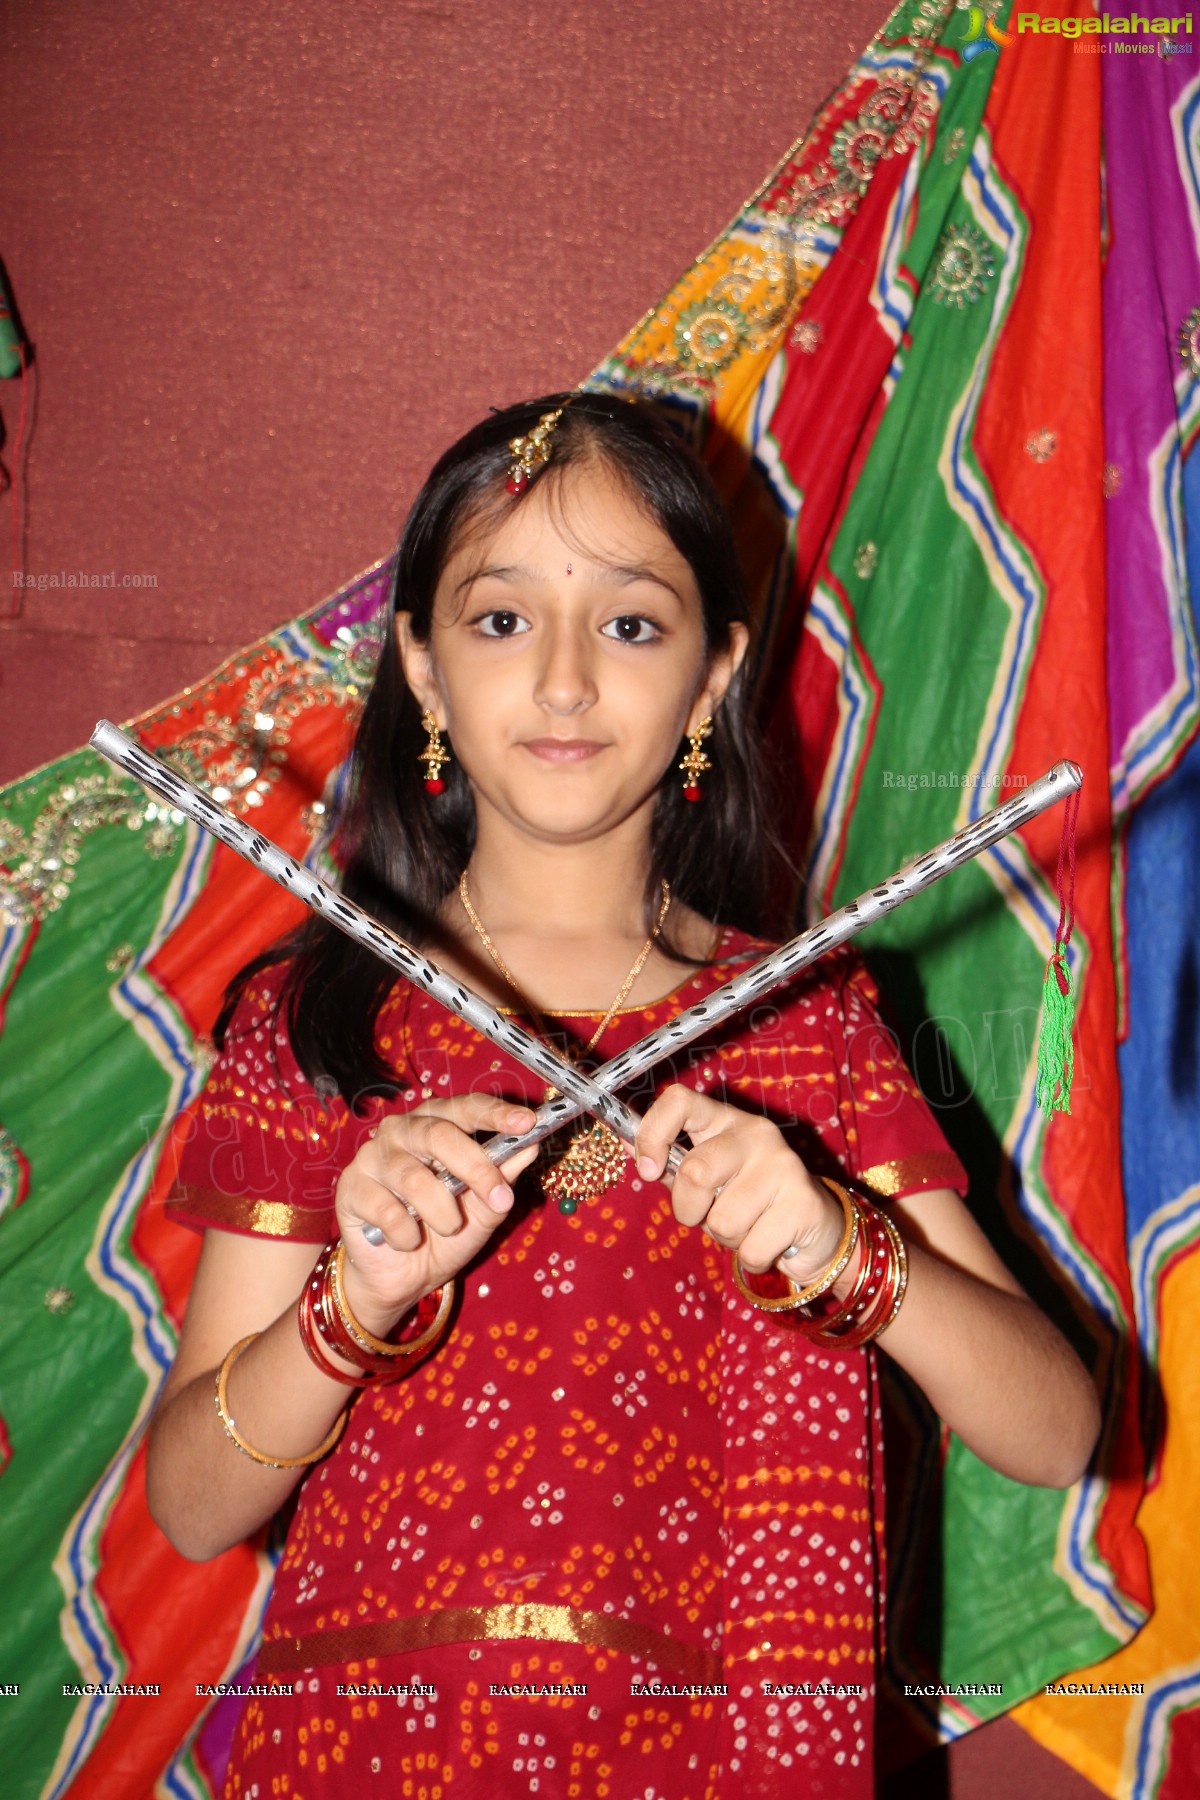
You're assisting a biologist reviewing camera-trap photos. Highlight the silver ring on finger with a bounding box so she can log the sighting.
[362,1223,385,1246]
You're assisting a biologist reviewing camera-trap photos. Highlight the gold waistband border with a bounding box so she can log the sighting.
[259,1602,723,1681]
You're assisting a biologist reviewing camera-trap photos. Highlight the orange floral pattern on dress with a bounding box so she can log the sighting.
[168,932,968,1796]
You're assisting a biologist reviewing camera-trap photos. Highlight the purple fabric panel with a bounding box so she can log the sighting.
[1102,55,1200,774]
[309,566,392,646]
[193,1654,262,1793]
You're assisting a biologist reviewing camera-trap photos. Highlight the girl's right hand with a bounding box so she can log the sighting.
[334,1095,539,1333]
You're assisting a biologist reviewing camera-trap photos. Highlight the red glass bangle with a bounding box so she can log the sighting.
[305,1239,454,1382]
[800,1220,878,1324]
[811,1217,890,1342]
[832,1219,908,1348]
[807,1205,908,1348]
[756,1190,908,1348]
[308,1241,397,1375]
[297,1272,375,1387]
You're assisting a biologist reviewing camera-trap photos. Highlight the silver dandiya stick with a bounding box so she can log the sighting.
[485,758,1085,1162]
[92,720,1081,1213]
[90,720,683,1181]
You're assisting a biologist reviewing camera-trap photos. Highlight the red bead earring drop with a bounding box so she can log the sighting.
[420,710,451,795]
[679,717,713,802]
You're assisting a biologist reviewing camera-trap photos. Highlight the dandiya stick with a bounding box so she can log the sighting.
[91,722,1081,1207]
[466,759,1084,1189]
[90,720,675,1173]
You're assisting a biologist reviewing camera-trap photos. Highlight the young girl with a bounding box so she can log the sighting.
[148,392,1099,1799]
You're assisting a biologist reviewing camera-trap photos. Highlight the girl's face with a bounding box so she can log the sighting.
[397,460,748,852]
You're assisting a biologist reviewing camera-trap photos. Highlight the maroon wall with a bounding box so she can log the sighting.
[0,3,1105,1793]
[0,0,887,784]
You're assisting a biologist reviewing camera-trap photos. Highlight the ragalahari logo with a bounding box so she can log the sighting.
[961,6,1017,56]
[972,12,1196,50]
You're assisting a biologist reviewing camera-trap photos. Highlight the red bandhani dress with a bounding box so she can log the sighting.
[166,928,967,1799]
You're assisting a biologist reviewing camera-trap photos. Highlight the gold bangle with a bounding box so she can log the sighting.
[331,1243,455,1358]
[215,1334,346,1469]
[733,1178,860,1313]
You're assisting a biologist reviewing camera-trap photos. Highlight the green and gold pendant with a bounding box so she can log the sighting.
[540,1117,627,1214]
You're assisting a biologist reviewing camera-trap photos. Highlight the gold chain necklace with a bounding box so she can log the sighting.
[458,871,671,1213]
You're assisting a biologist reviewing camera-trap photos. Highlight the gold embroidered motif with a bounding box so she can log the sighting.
[0,774,178,925]
[1025,427,1058,464]
[675,297,748,373]
[1177,305,1200,379]
[929,222,996,309]
[0,595,385,926]
[942,124,967,165]
[0,1124,26,1213]
[156,635,376,818]
[589,40,945,410]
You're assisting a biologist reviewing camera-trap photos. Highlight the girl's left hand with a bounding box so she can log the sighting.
[634,1084,845,1282]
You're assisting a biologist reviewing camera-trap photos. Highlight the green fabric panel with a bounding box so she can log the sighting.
[816,166,1124,1700]
[0,774,190,1797]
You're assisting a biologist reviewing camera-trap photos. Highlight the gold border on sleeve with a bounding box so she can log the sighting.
[857,1150,965,1197]
[167,1183,333,1240]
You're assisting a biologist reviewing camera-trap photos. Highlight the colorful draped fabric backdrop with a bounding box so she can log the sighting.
[1,2,1197,1794]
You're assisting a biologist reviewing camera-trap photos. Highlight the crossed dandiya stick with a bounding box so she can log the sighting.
[92,721,1082,1212]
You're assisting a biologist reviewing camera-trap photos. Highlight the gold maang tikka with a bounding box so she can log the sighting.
[506,407,565,495]
[458,872,671,1212]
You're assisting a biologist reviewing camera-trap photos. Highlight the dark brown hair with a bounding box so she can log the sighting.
[219,390,784,1102]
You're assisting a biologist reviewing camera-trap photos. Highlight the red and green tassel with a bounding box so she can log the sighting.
[1036,783,1080,1115]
